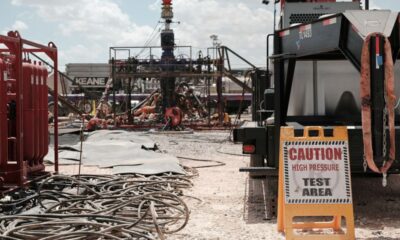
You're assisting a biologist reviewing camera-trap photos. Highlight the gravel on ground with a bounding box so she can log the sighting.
[59,130,400,240]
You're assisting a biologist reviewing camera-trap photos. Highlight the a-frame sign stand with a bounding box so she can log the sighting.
[277,126,355,240]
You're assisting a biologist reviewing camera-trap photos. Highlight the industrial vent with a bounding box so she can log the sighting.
[289,13,325,25]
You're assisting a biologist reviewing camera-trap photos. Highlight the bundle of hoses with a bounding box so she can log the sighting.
[360,33,396,177]
[0,174,192,240]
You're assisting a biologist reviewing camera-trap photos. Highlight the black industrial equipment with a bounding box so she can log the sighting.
[234,1,400,177]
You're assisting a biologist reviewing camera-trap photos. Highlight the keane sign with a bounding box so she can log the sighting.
[73,77,108,87]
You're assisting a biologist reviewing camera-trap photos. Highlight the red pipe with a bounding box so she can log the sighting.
[0,58,7,185]
[9,31,27,186]
[22,62,34,166]
[52,45,59,174]
[42,63,49,164]
[32,61,40,165]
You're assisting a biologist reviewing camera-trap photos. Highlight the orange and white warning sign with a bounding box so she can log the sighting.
[283,140,352,204]
[277,126,355,239]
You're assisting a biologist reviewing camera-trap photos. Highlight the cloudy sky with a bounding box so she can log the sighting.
[0,0,394,70]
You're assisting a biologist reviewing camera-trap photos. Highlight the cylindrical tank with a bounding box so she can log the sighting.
[22,62,34,165]
[37,62,43,164]
[0,58,8,170]
[39,63,48,162]
[7,61,17,161]
[32,61,40,164]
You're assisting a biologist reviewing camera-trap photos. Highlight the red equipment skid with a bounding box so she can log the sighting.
[0,31,58,191]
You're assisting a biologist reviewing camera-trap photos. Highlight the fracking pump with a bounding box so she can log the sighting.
[234,0,400,182]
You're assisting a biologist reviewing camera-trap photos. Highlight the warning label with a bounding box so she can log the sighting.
[283,141,352,204]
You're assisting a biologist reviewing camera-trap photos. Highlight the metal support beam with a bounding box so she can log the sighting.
[47,88,86,117]
[112,58,117,127]
[113,72,222,78]
[222,46,257,69]
[283,59,296,118]
[217,48,224,124]
[30,52,98,100]
[225,47,231,71]
[127,78,133,124]
[266,34,274,76]
[223,70,252,93]
[273,33,285,167]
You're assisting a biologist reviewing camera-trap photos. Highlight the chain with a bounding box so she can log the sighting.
[382,66,388,186]
[363,154,367,172]
[382,108,388,187]
[382,107,388,163]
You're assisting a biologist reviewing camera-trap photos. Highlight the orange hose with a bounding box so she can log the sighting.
[360,33,396,174]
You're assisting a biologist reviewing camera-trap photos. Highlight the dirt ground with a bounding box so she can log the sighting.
[59,130,400,240]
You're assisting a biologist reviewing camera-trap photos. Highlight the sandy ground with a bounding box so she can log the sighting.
[58,130,400,240]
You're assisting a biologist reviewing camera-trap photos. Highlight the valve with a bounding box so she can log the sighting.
[165,107,182,127]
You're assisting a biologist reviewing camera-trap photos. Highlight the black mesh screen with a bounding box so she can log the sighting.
[289,13,325,25]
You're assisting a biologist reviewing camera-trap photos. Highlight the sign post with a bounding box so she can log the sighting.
[277,126,355,239]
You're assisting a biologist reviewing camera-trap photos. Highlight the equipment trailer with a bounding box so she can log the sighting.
[234,1,400,185]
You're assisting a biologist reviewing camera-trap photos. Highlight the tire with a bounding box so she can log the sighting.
[249,154,265,178]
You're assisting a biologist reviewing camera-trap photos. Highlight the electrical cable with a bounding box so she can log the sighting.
[136,19,162,58]
[177,156,226,168]
[0,173,193,239]
[216,146,246,157]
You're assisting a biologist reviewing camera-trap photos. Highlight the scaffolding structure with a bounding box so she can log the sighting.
[106,45,261,129]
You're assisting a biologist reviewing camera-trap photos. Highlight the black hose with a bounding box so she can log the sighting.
[177,156,226,168]
[0,173,193,240]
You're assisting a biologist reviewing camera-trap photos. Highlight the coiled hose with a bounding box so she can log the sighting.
[0,173,193,239]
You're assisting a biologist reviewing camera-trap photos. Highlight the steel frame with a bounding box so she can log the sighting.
[107,45,258,129]
[0,31,58,191]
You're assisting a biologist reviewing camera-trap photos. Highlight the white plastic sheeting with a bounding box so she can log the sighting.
[45,130,185,175]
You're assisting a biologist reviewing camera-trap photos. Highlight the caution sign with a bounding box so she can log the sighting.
[277,127,355,240]
[283,140,352,204]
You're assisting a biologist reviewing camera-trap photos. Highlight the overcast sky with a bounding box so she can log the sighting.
[0,0,395,70]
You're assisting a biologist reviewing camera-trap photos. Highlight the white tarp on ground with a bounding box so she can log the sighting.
[45,130,185,175]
